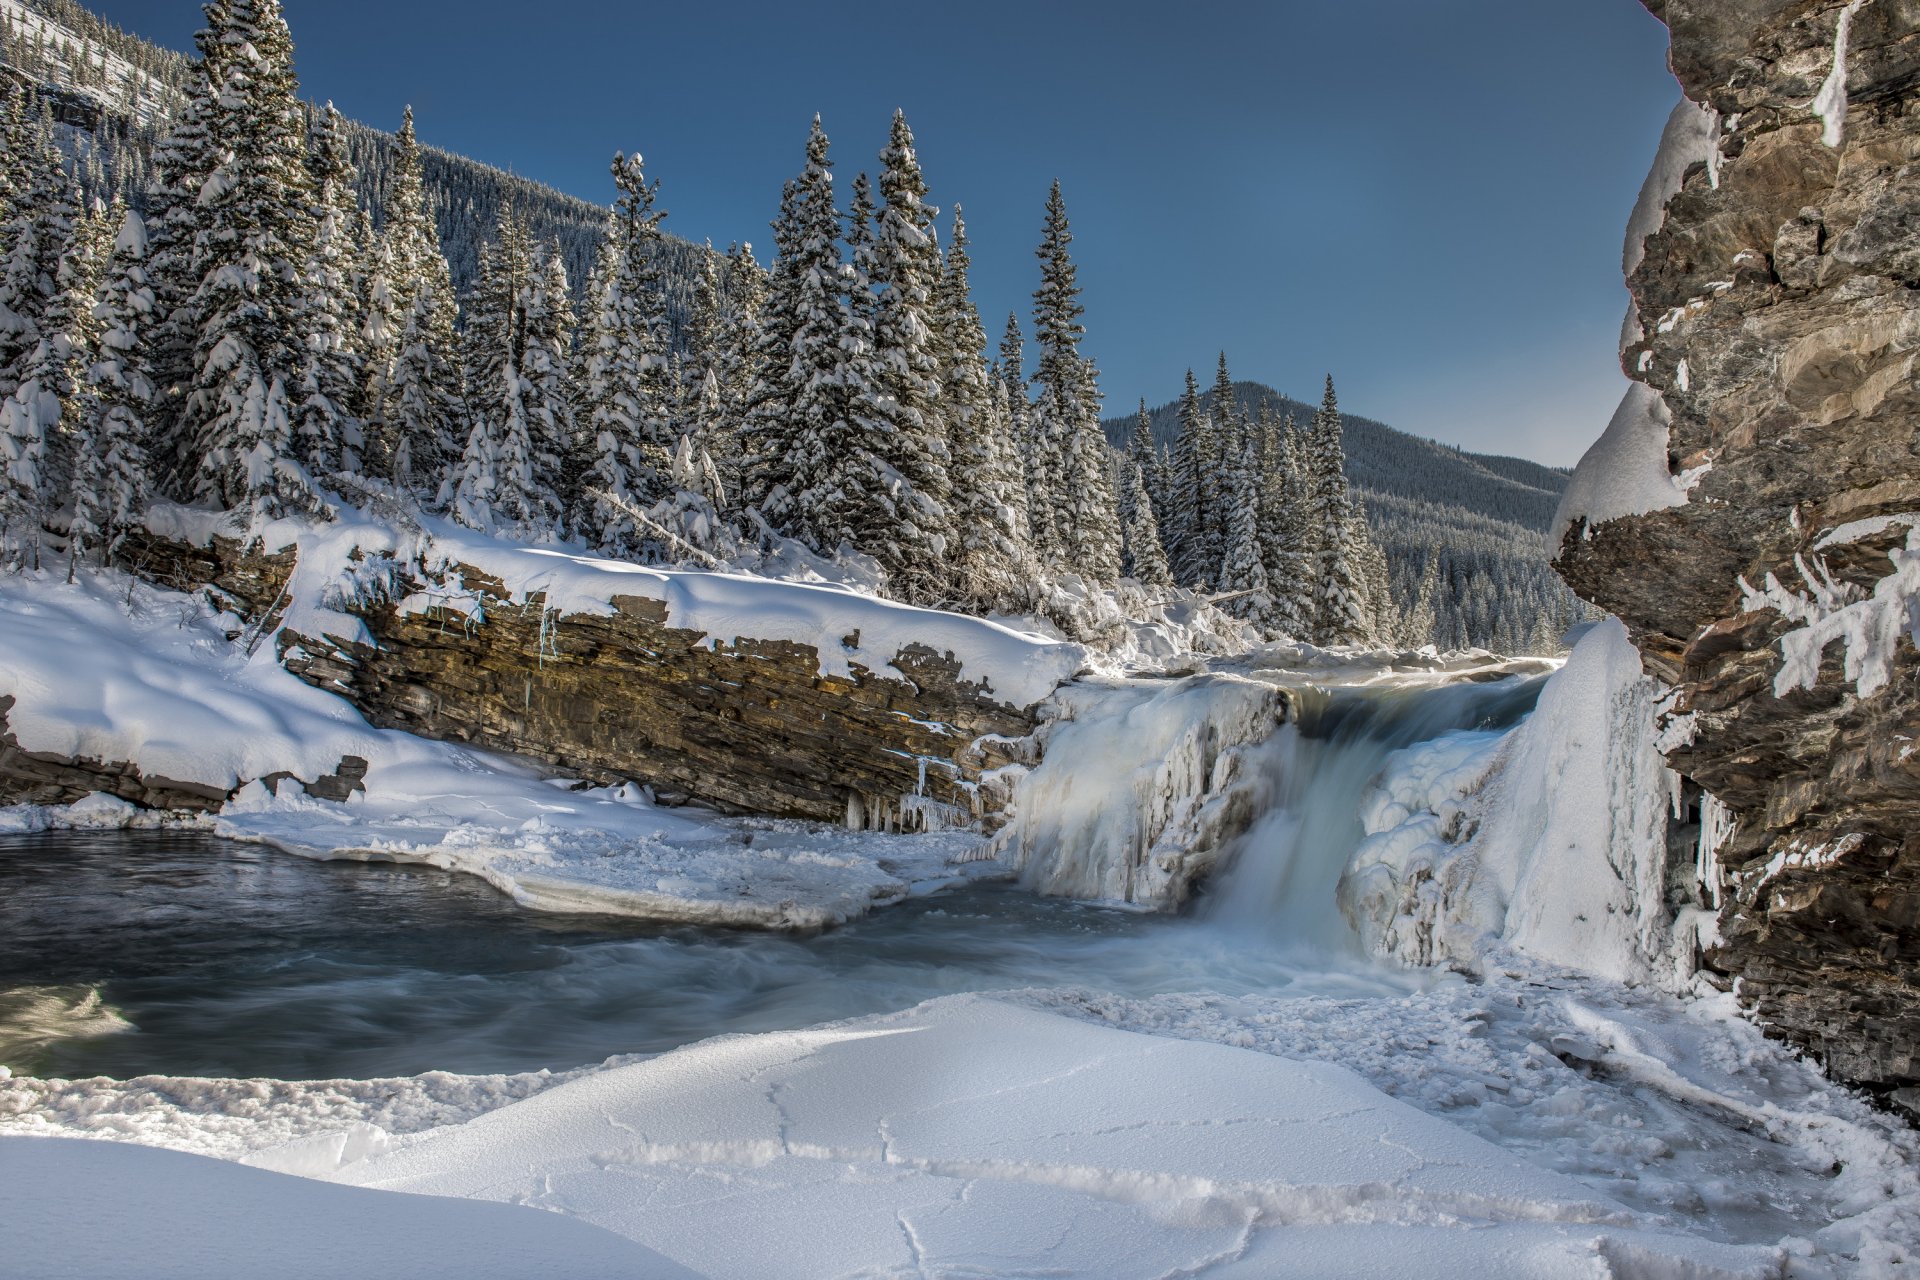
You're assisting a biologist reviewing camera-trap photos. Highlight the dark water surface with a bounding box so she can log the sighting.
[0,831,1424,1081]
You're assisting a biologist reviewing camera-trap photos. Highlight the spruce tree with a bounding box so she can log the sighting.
[740,118,845,551]
[0,110,75,405]
[1308,375,1373,645]
[175,0,322,518]
[575,152,670,554]
[1119,459,1172,587]
[853,110,954,601]
[1167,368,1213,587]
[1259,413,1315,638]
[71,205,154,565]
[1029,181,1119,583]
[709,241,764,504]
[936,206,1024,607]
[1218,432,1274,628]
[999,311,1051,556]
[291,103,364,480]
[448,216,561,534]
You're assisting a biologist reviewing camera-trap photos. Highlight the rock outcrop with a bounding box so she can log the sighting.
[127,532,1044,828]
[1555,0,1920,1090]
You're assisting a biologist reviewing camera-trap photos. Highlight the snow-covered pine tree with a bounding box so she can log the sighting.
[0,108,76,406]
[524,240,579,519]
[851,110,955,602]
[1258,412,1315,639]
[1308,375,1373,646]
[1217,431,1273,628]
[999,311,1052,557]
[144,2,232,477]
[1404,554,1440,649]
[0,83,32,229]
[935,206,1025,608]
[1167,368,1213,587]
[70,204,155,566]
[290,103,364,480]
[1029,181,1119,583]
[362,106,463,496]
[740,118,846,551]
[1119,458,1172,587]
[176,0,323,519]
[709,241,764,504]
[573,151,673,555]
[1,198,109,565]
[448,215,561,535]
[679,242,722,429]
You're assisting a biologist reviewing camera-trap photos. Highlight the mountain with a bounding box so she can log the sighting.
[1102,382,1584,651]
[0,0,713,330]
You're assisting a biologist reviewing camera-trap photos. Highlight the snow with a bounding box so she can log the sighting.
[1624,98,1717,277]
[0,568,998,929]
[1813,1,1865,148]
[323,994,1780,1279]
[1549,382,1689,551]
[0,1136,697,1280]
[1740,526,1920,698]
[145,502,1087,710]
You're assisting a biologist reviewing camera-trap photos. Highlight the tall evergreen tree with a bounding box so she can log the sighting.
[71,205,154,565]
[1167,368,1214,587]
[1029,181,1119,582]
[1259,413,1316,638]
[0,109,75,405]
[1119,459,1172,587]
[576,152,671,554]
[740,118,845,551]
[1218,432,1274,628]
[936,206,1024,606]
[1308,375,1373,645]
[709,241,764,505]
[175,0,322,518]
[448,215,561,534]
[290,102,363,479]
[998,311,1050,557]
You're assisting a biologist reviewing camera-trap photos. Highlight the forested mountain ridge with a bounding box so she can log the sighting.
[0,0,713,325]
[1104,381,1569,533]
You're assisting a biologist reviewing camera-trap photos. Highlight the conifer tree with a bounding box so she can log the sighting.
[1029,181,1119,582]
[852,110,954,601]
[0,110,75,405]
[1308,375,1373,645]
[524,241,579,514]
[448,216,561,534]
[999,311,1051,556]
[1168,368,1214,587]
[1259,413,1316,638]
[576,152,670,554]
[1218,432,1274,628]
[2,201,109,564]
[71,205,154,565]
[936,207,1024,606]
[709,241,764,503]
[291,102,364,479]
[1119,459,1172,587]
[1404,555,1441,649]
[740,118,845,550]
[175,0,323,518]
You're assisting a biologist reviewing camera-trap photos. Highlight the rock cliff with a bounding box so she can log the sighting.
[122,531,1046,829]
[1555,0,1920,1091]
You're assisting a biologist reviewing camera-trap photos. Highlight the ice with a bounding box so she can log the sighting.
[1548,382,1689,551]
[1740,526,1920,699]
[1813,1,1865,148]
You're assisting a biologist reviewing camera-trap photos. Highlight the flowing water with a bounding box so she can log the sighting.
[0,675,1543,1083]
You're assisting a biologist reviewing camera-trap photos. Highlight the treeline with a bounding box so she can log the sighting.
[2,0,1413,650]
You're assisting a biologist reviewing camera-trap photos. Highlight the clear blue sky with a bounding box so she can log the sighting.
[99,0,1678,466]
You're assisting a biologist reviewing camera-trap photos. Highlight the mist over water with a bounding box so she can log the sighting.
[0,678,1542,1082]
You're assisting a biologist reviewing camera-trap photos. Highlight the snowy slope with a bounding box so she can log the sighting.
[0,0,178,127]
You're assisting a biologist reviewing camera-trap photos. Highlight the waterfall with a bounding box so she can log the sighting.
[1202,678,1546,949]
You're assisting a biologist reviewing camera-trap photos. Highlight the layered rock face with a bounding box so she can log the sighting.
[129,534,1038,828]
[1556,0,1920,1089]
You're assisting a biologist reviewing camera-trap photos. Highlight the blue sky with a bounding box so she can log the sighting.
[99,0,1678,465]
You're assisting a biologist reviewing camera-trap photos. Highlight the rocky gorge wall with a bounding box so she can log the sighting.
[1555,0,1920,1091]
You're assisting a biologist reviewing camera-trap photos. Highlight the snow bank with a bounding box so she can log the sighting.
[322,993,1774,1280]
[1548,382,1692,552]
[0,569,996,929]
[0,1136,696,1280]
[994,674,1284,907]
[1341,620,1697,986]
[147,503,1087,710]
[1624,97,1717,277]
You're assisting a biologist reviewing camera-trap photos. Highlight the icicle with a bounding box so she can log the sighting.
[1812,0,1865,148]
[1697,793,1736,907]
